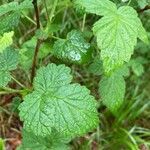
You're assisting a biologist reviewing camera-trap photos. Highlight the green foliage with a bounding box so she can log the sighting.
[0,31,14,53]
[19,64,99,137]
[77,0,148,73]
[0,0,33,35]
[18,129,70,150]
[0,0,149,149]
[99,70,126,114]
[88,55,103,75]
[0,138,4,150]
[0,48,18,87]
[53,30,91,64]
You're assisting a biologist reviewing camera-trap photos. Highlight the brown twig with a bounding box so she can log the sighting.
[31,0,41,84]
[32,0,40,29]
[138,5,150,13]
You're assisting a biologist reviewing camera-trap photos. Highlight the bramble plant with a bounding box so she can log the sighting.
[0,0,150,149]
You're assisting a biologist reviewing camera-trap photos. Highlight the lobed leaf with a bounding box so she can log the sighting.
[52,30,91,64]
[19,64,99,137]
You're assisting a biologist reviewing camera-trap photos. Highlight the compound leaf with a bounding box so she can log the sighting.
[0,48,18,87]
[53,30,91,64]
[19,64,99,137]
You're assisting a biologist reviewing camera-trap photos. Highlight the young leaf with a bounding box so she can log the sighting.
[99,71,126,114]
[19,64,99,137]
[52,30,91,64]
[19,129,70,150]
[0,31,14,53]
[0,48,18,87]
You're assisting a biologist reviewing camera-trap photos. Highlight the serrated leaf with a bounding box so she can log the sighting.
[0,48,18,87]
[0,31,14,53]
[93,5,147,72]
[0,0,33,16]
[19,129,70,150]
[77,0,148,73]
[0,12,20,35]
[75,0,117,16]
[53,30,91,64]
[0,2,18,16]
[99,71,126,114]
[19,64,99,137]
[0,0,33,35]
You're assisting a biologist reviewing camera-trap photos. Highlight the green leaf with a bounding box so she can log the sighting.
[0,31,14,53]
[0,12,20,35]
[93,5,147,72]
[88,55,103,75]
[0,0,33,35]
[137,20,149,44]
[77,0,148,72]
[99,71,126,114]
[0,138,4,150]
[0,48,18,87]
[0,2,18,16]
[19,129,70,150]
[52,30,91,64]
[129,59,144,76]
[0,0,33,16]
[75,0,117,16]
[19,37,51,70]
[19,64,99,137]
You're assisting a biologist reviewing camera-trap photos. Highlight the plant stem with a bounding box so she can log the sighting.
[81,13,86,32]
[0,87,24,95]
[49,0,58,23]
[32,0,40,29]
[138,5,150,13]
[31,39,42,83]
[31,0,42,84]
[11,75,26,88]
[43,0,50,24]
